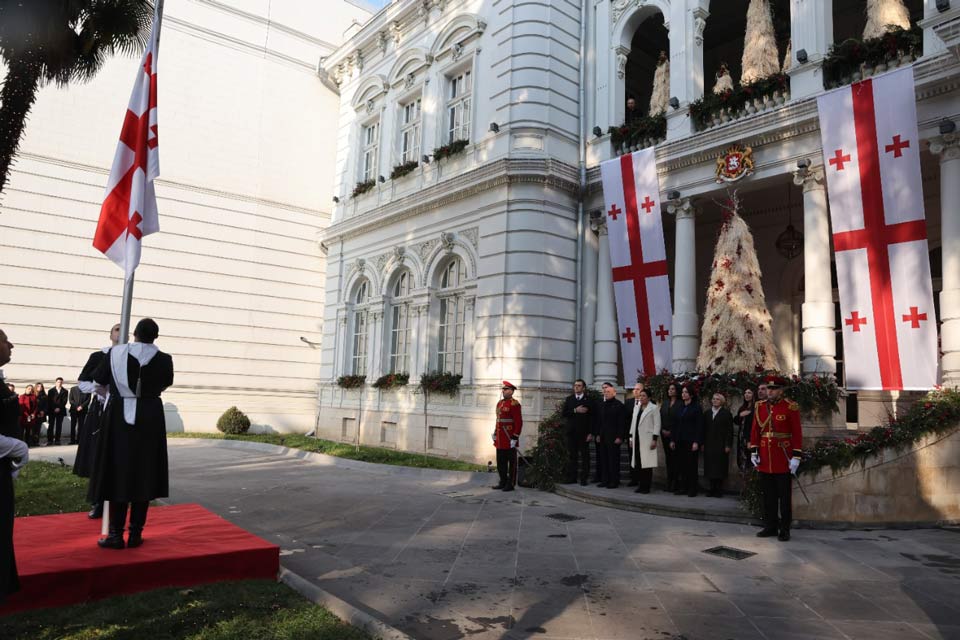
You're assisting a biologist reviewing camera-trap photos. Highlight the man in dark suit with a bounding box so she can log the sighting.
[90,318,174,549]
[47,378,68,445]
[0,327,25,604]
[596,382,627,489]
[561,379,595,486]
[68,384,90,445]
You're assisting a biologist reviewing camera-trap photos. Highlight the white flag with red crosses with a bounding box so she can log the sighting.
[599,147,673,380]
[93,12,161,280]
[817,67,938,390]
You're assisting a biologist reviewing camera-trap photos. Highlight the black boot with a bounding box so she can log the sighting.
[778,529,791,542]
[756,527,778,538]
[98,502,128,549]
[128,502,148,548]
[88,502,103,519]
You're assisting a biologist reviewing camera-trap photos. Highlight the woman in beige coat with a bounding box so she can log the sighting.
[628,388,661,494]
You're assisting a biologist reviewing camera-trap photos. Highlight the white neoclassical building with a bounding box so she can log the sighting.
[316,0,960,462]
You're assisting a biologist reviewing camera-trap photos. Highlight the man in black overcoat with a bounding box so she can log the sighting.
[46,378,68,445]
[561,379,596,485]
[68,384,90,445]
[89,319,173,549]
[0,327,25,603]
[596,382,627,489]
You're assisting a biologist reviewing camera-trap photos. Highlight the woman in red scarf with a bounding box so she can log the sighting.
[18,385,38,447]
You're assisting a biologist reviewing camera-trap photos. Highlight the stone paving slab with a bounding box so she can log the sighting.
[29,440,960,640]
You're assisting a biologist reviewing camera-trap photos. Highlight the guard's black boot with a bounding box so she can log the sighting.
[98,502,128,549]
[127,502,148,548]
[491,484,505,490]
[778,529,791,542]
[88,502,103,519]
[756,527,778,538]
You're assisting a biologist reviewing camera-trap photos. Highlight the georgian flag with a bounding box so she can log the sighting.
[93,12,161,280]
[599,148,673,379]
[817,67,938,390]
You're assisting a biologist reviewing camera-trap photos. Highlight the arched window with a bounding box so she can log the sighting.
[389,271,413,373]
[351,280,370,375]
[437,257,468,375]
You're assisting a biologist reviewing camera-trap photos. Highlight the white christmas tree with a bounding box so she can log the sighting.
[713,62,734,94]
[696,193,780,373]
[741,0,779,85]
[864,0,910,39]
[649,51,670,115]
[782,40,792,73]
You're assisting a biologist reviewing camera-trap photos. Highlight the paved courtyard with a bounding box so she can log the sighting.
[36,440,960,639]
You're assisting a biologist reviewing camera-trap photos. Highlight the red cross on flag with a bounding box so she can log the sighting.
[817,67,938,390]
[93,13,161,280]
[600,147,673,379]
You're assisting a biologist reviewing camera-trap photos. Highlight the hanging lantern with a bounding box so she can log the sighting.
[776,223,803,259]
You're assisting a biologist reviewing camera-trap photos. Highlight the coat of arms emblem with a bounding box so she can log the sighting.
[715,143,754,183]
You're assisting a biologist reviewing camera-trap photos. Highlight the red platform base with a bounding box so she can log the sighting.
[1,503,279,614]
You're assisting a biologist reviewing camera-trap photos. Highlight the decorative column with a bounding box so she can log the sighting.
[794,164,837,376]
[463,296,476,384]
[789,0,834,99]
[668,198,698,372]
[931,133,960,387]
[368,309,385,381]
[410,302,429,378]
[594,220,619,384]
[335,311,349,378]
[581,218,599,384]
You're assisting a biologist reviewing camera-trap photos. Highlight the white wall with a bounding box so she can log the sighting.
[0,0,371,433]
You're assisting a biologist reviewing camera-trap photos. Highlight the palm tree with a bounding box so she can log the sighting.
[0,0,153,194]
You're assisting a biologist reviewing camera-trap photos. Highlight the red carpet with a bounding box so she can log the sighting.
[1,503,279,614]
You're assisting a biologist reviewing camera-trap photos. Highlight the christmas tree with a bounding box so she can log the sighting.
[864,0,910,40]
[649,51,670,115]
[782,40,792,73]
[741,0,779,85]
[696,194,780,373]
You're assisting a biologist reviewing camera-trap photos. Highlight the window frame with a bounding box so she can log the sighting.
[351,280,371,376]
[360,119,380,183]
[398,97,422,165]
[389,271,413,374]
[445,69,472,144]
[436,258,468,376]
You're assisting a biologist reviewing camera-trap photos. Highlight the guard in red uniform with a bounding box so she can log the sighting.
[492,381,523,492]
[749,375,803,541]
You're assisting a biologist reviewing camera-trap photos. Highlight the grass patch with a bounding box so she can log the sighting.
[168,432,486,472]
[2,579,370,640]
[14,461,89,517]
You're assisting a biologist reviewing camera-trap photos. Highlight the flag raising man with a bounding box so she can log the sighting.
[93,10,161,280]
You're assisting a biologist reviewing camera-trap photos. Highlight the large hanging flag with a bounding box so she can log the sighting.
[817,67,937,390]
[599,148,673,379]
[93,12,161,280]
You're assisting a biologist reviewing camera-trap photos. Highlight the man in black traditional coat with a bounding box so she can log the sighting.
[0,327,26,604]
[595,382,627,489]
[46,378,68,445]
[74,323,121,519]
[560,379,596,486]
[90,318,173,549]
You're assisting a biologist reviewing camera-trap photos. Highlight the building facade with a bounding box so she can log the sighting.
[0,0,373,432]
[317,0,959,463]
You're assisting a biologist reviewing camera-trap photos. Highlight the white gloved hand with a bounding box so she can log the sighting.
[751,453,760,467]
[789,458,800,474]
[510,439,519,449]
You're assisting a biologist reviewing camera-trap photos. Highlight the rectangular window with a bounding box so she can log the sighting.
[361,121,379,182]
[380,421,397,446]
[400,98,421,164]
[446,70,471,143]
[352,309,368,375]
[428,426,448,451]
[390,303,411,373]
[437,295,465,375]
[342,417,355,441]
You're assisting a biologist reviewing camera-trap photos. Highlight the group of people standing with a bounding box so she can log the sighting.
[8,377,80,447]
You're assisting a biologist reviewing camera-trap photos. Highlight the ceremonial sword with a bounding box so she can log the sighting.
[782,447,811,504]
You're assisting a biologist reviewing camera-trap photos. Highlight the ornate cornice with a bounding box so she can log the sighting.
[324,159,579,242]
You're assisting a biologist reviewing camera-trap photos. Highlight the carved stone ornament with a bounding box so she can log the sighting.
[451,42,464,61]
[354,50,364,73]
[419,0,431,24]
[694,16,707,47]
[366,99,376,114]
[477,19,487,33]
[404,72,416,89]
[375,253,389,274]
[461,227,478,248]
[611,0,632,25]
[715,143,755,183]
[391,20,402,44]
[334,64,345,85]
[440,231,456,252]
[378,30,388,53]
[616,52,628,80]
[393,246,406,260]
[418,238,440,262]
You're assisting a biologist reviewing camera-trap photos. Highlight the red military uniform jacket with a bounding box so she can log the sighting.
[749,398,803,474]
[493,398,523,450]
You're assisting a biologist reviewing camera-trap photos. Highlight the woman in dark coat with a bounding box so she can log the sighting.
[703,393,734,497]
[659,383,680,491]
[670,385,703,497]
[733,388,756,472]
[34,382,48,442]
[89,319,173,549]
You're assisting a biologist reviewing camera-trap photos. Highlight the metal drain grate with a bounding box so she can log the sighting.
[702,546,756,561]
[545,513,584,522]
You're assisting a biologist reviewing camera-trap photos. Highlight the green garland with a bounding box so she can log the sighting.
[351,179,375,198]
[419,371,462,396]
[607,113,667,150]
[639,370,841,417]
[372,372,409,389]
[822,26,922,88]
[336,375,366,389]
[390,160,419,180]
[688,72,789,131]
[433,139,469,162]
[801,388,960,475]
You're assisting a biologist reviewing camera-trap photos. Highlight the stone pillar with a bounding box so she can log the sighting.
[794,164,837,376]
[788,0,833,99]
[368,309,384,380]
[668,198,698,372]
[410,302,429,379]
[581,221,599,384]
[335,311,348,378]
[463,295,476,384]
[931,133,960,387]
[594,220,619,384]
